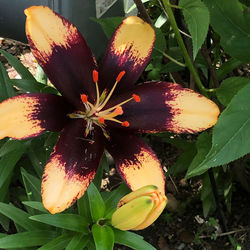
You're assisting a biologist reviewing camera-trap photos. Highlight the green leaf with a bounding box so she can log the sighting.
[77,194,91,222]
[151,28,167,59]
[201,173,216,217]
[0,230,57,248]
[87,183,105,221]
[216,58,243,81]
[38,233,72,250]
[104,184,130,218]
[0,49,36,80]
[66,233,89,250]
[92,224,114,250]
[11,79,58,94]
[21,168,41,202]
[188,83,250,176]
[30,214,89,233]
[186,132,212,177]
[22,201,48,213]
[179,0,209,59]
[0,145,25,190]
[92,17,124,39]
[0,139,24,157]
[114,228,156,250]
[168,145,196,176]
[216,77,250,106]
[93,155,104,189]
[0,202,45,231]
[203,0,250,62]
[0,62,15,101]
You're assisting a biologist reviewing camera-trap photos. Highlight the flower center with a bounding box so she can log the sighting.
[68,70,140,138]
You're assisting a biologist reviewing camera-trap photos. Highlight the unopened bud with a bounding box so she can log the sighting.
[111,185,167,231]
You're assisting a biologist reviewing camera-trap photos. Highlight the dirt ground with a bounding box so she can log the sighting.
[0,37,250,250]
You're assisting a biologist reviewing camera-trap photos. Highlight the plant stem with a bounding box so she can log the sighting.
[133,0,152,25]
[161,0,208,96]
[208,169,228,232]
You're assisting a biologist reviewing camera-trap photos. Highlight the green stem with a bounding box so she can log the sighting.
[161,0,208,96]
[155,48,186,67]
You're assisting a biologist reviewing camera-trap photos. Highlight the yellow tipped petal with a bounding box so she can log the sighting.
[25,6,79,65]
[167,86,220,133]
[42,155,94,214]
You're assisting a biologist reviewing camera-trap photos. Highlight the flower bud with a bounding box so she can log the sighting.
[111,185,167,231]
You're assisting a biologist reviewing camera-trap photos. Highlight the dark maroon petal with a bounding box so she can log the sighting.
[42,119,104,214]
[0,93,71,140]
[106,82,220,134]
[25,6,97,108]
[106,129,165,194]
[98,16,155,93]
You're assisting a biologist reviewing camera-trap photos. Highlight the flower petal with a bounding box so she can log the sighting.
[0,94,70,140]
[25,6,97,107]
[106,130,165,195]
[42,120,104,214]
[108,82,220,133]
[99,16,155,93]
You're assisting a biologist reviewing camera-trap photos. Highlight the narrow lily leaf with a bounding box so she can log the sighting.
[204,0,250,62]
[92,224,114,250]
[10,79,58,94]
[66,233,89,250]
[0,174,11,203]
[87,183,105,222]
[186,132,212,177]
[104,184,130,218]
[179,0,209,59]
[0,230,57,248]
[216,77,250,106]
[38,233,72,250]
[0,233,7,238]
[154,13,167,28]
[21,167,41,201]
[0,213,9,231]
[0,146,25,190]
[187,84,250,177]
[0,139,23,157]
[0,62,15,101]
[0,49,36,80]
[30,214,89,233]
[77,194,91,222]
[22,201,48,213]
[114,228,156,250]
[0,202,45,231]
[201,172,216,217]
[93,155,104,189]
[35,64,48,84]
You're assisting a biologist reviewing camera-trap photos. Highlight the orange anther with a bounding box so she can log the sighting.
[114,106,123,115]
[116,71,126,82]
[99,117,105,124]
[121,121,130,127]
[93,70,99,83]
[132,94,141,103]
[81,94,88,103]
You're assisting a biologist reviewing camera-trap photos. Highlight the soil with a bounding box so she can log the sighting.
[0,37,250,250]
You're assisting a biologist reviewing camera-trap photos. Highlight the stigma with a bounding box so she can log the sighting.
[68,70,140,137]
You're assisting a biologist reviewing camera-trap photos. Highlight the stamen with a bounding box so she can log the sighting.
[92,70,99,83]
[97,71,126,111]
[99,117,105,124]
[132,94,141,103]
[116,71,126,82]
[121,121,130,127]
[81,94,88,103]
[114,106,123,115]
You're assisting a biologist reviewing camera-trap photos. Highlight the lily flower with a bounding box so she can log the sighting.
[0,6,220,214]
